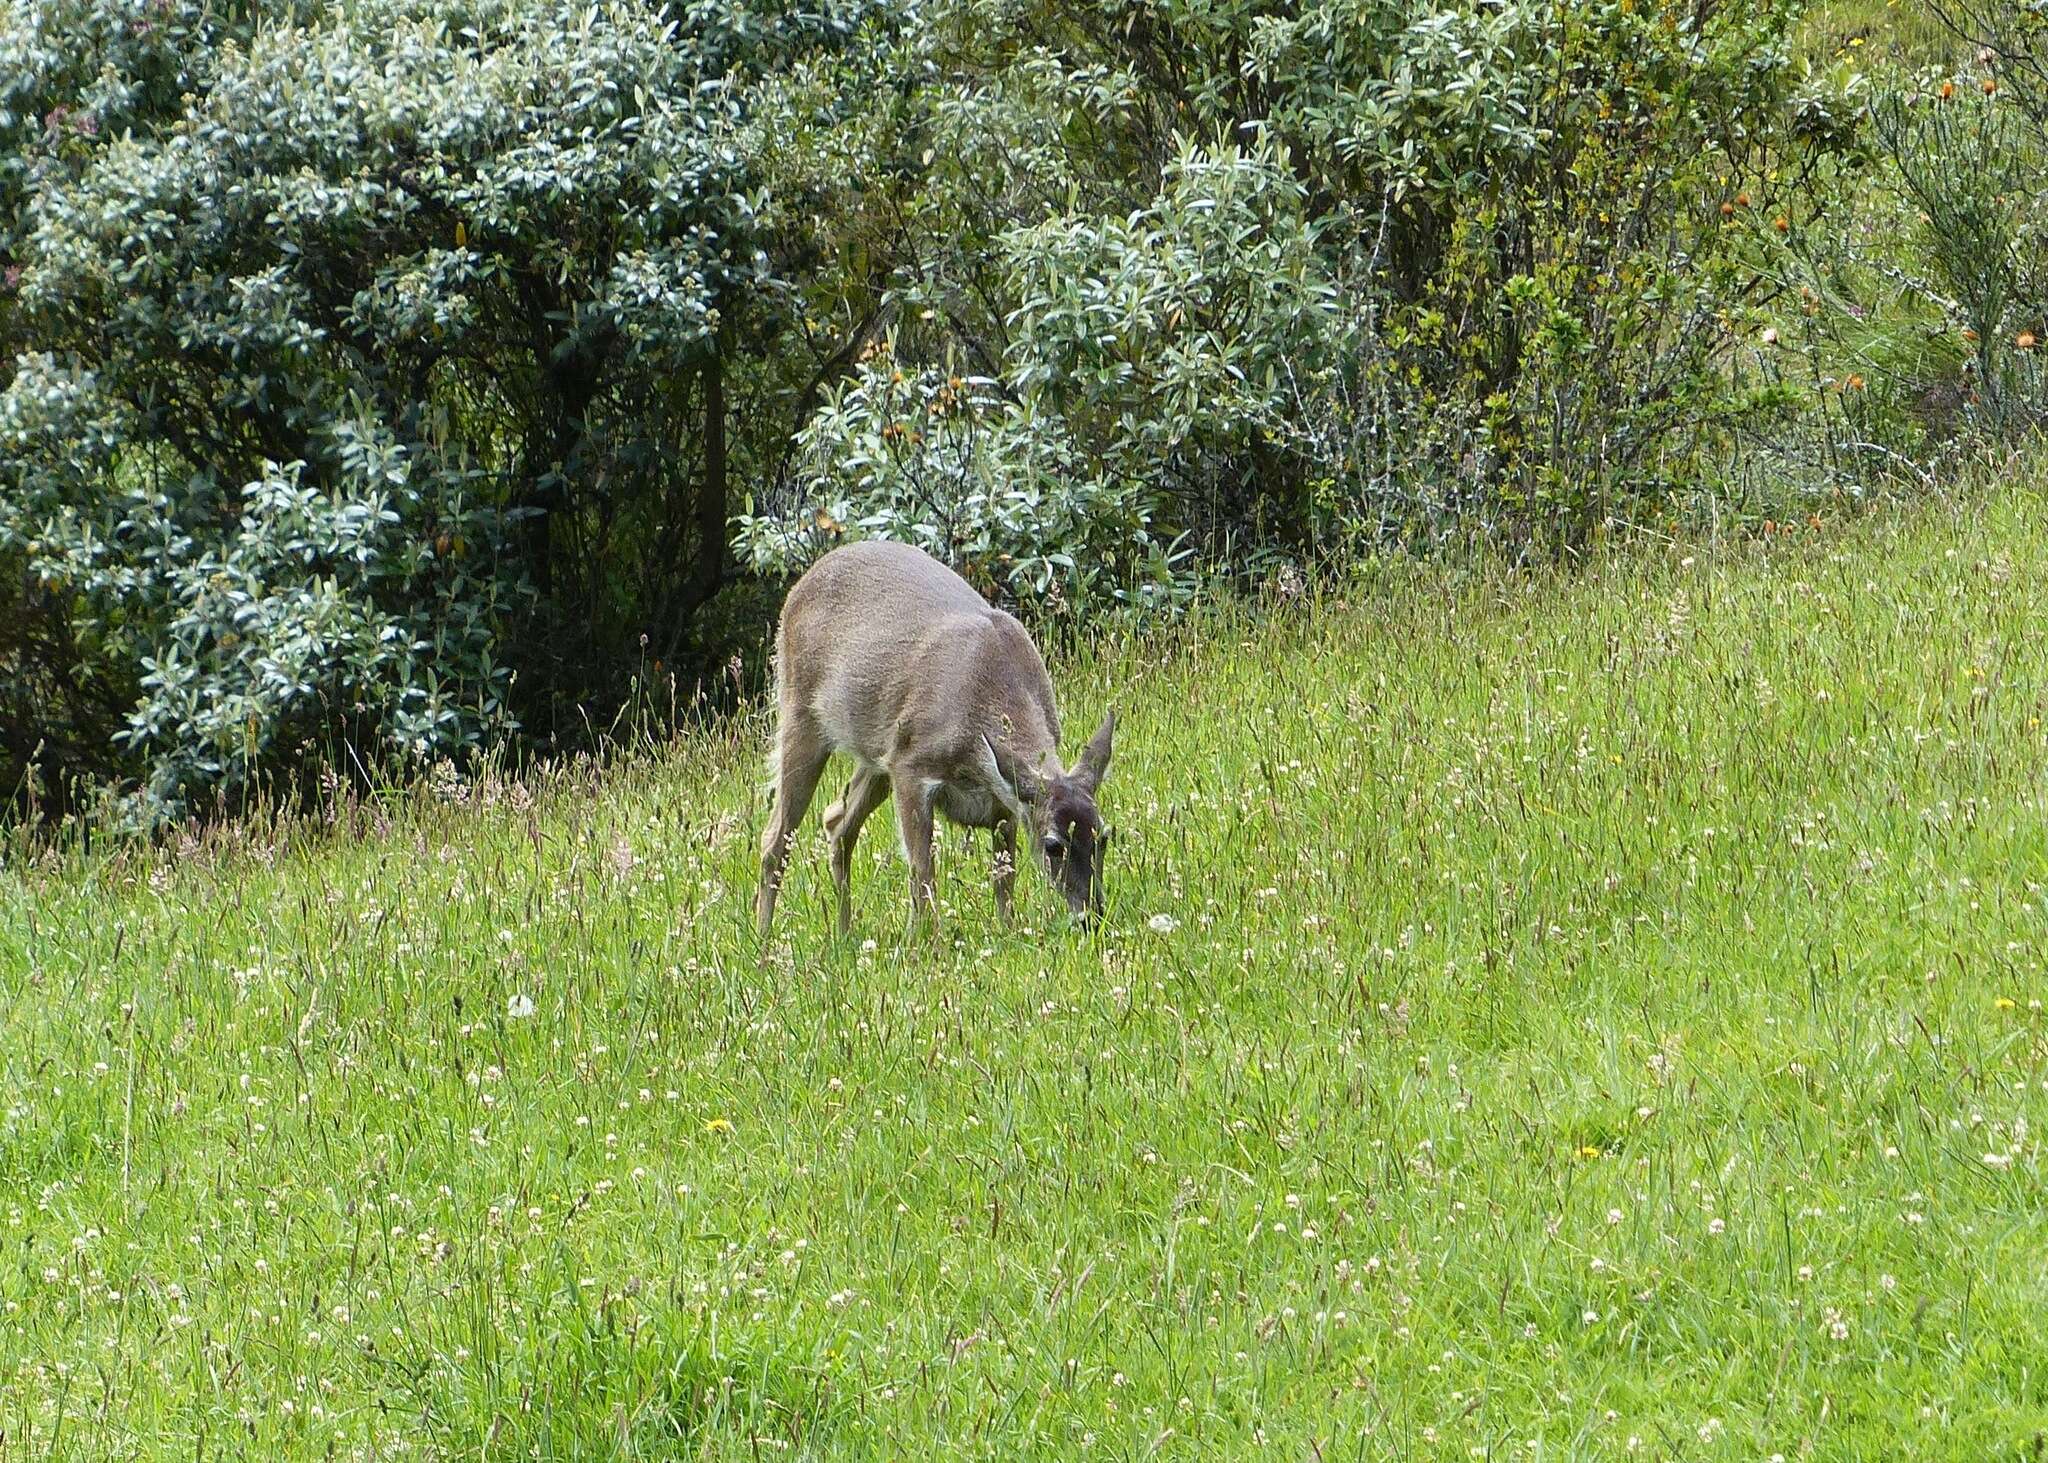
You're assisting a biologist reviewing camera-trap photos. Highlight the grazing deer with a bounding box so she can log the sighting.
[755,540,1114,938]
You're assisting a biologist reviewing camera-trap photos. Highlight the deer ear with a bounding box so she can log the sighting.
[983,735,1045,805]
[1072,709,1115,794]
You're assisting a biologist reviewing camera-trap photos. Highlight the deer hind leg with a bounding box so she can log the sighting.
[993,817,1018,922]
[823,766,891,937]
[892,775,939,928]
[756,715,829,939]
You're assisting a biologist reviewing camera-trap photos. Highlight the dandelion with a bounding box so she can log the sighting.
[507,993,536,1020]
[703,1117,734,1134]
[1707,1217,1726,1236]
[1995,997,2017,1010]
[1578,1144,1602,1159]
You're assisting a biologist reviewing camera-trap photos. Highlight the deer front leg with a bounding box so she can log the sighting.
[893,777,938,930]
[993,817,1017,922]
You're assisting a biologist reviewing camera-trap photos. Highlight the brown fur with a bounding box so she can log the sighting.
[755,540,1114,936]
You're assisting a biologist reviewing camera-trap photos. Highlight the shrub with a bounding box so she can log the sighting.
[1760,6,2048,481]
[1264,0,1820,542]
[1871,25,2048,437]
[741,135,1325,598]
[0,0,894,818]
[738,347,1194,612]
[1001,137,1338,553]
[0,0,1861,819]
[756,0,1832,565]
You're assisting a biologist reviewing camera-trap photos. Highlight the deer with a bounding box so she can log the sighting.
[754,539,1115,939]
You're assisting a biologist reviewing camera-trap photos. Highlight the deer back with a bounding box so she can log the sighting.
[776,541,1063,778]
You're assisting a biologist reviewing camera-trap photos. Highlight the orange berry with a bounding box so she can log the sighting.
[2018,332,2038,350]
[1773,215,1789,233]
[1721,201,1735,217]
[1941,81,1956,100]
[1984,77,1999,94]
[1735,192,1751,208]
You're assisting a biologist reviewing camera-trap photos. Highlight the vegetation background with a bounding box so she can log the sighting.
[5,0,2048,1457]
[4,0,2029,826]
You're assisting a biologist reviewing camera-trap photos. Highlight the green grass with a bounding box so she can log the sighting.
[6,489,2048,1459]
[1801,0,1956,63]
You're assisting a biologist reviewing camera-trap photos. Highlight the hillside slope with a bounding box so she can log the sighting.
[4,494,2048,1458]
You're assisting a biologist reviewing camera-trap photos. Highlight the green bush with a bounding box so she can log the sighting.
[741,135,1323,601]
[1755,2,2048,488]
[1871,38,2048,437]
[0,0,894,819]
[737,348,1195,612]
[744,0,1832,573]
[0,0,1861,819]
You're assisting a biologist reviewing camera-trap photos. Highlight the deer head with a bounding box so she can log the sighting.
[987,709,1115,922]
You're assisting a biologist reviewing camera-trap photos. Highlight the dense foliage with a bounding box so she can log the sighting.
[0,0,2021,818]
[2,0,901,818]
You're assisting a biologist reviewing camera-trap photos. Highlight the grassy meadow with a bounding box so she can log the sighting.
[5,487,2048,1459]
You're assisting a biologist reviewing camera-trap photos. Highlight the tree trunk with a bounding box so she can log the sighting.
[678,339,728,626]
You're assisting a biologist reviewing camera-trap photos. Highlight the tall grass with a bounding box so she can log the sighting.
[3,483,2047,1458]
[1802,0,1956,61]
